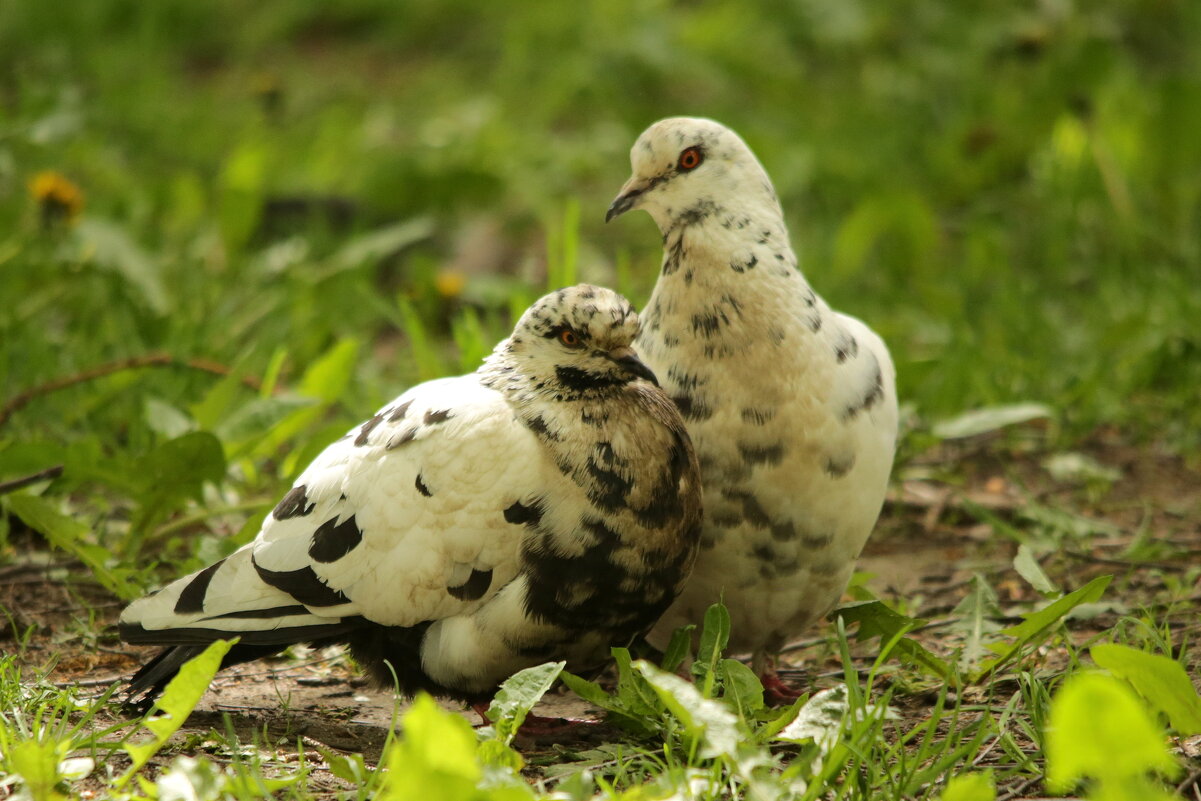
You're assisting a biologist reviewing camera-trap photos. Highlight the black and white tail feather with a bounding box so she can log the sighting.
[119,284,703,709]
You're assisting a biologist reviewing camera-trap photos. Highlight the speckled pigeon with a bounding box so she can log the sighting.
[607,118,898,701]
[120,284,702,707]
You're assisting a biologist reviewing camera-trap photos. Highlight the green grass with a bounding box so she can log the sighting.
[1,1,1199,798]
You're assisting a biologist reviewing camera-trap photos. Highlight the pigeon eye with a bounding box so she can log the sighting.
[677,146,704,171]
[558,329,583,348]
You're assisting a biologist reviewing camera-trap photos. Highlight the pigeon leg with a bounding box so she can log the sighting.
[756,651,805,706]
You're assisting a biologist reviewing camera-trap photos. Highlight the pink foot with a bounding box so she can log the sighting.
[760,669,805,706]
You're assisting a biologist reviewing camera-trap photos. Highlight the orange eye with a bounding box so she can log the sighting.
[558,329,581,347]
[677,146,704,171]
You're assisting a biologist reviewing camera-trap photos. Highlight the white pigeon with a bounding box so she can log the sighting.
[607,118,898,700]
[120,285,703,707]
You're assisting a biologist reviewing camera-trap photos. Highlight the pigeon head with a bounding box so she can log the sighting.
[606,117,778,233]
[490,284,659,397]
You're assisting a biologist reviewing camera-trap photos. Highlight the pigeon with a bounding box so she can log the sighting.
[119,284,703,708]
[607,118,898,701]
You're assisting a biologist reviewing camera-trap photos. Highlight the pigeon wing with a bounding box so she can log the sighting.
[120,374,547,643]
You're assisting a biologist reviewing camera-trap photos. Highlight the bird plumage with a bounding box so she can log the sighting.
[607,118,898,688]
[120,284,702,707]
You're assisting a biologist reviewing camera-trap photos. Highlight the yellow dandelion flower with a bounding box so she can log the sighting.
[29,170,84,226]
[435,270,467,299]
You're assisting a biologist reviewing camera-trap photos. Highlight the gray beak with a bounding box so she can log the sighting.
[605,178,644,223]
[609,346,659,386]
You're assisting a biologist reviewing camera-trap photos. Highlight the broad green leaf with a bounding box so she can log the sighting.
[486,661,565,745]
[939,772,995,801]
[558,671,612,708]
[1046,672,1178,793]
[119,639,236,788]
[950,575,1002,672]
[834,600,953,680]
[978,574,1112,678]
[1013,544,1059,595]
[612,647,667,722]
[719,658,764,716]
[9,739,67,801]
[378,694,534,801]
[2,492,139,599]
[137,431,226,503]
[561,651,661,736]
[74,218,171,314]
[1091,643,1201,734]
[692,602,731,694]
[932,403,1053,439]
[661,624,695,673]
[635,661,741,759]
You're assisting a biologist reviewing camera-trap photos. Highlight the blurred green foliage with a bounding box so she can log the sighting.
[1,1,1199,568]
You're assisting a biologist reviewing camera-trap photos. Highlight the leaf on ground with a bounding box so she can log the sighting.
[119,639,236,788]
[1046,672,1179,793]
[932,403,1053,439]
[1091,643,1201,735]
[1013,544,1059,595]
[635,661,742,759]
[775,684,897,747]
[486,661,565,745]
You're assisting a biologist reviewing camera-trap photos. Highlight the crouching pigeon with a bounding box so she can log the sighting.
[607,118,898,701]
[120,284,703,708]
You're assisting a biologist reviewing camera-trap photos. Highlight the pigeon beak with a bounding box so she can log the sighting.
[605,179,644,223]
[609,346,659,386]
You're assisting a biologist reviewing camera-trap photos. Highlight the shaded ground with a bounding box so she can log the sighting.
[3,436,1200,798]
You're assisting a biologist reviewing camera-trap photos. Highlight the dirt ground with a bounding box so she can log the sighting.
[3,436,1199,798]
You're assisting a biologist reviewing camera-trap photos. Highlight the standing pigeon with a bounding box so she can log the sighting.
[120,285,702,708]
[607,118,898,701]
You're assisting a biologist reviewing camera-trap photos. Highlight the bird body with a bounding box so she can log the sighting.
[608,118,898,681]
[120,285,702,705]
